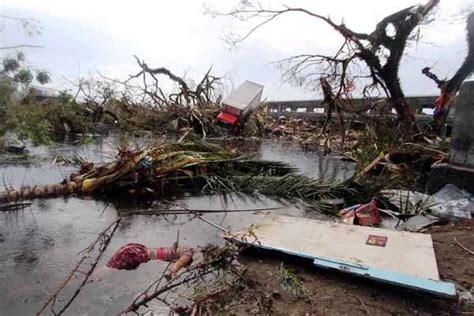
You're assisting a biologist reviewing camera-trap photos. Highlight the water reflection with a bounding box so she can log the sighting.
[0,137,355,315]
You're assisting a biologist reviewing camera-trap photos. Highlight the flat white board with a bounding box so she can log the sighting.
[231,215,440,280]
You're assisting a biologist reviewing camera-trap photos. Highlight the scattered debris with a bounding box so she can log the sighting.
[51,153,86,166]
[0,202,31,212]
[4,139,28,154]
[339,199,381,226]
[0,6,472,315]
[120,244,242,315]
[458,288,474,305]
[383,184,473,219]
[382,189,435,215]
[432,184,473,219]
[453,237,474,256]
[398,214,444,232]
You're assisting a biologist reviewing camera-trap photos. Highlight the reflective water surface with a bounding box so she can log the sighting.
[0,136,355,315]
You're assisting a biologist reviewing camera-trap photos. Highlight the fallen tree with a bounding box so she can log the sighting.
[5,59,230,143]
[0,135,356,213]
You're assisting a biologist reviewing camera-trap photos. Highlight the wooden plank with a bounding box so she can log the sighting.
[230,215,456,297]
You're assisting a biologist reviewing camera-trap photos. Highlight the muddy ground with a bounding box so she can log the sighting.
[217,219,474,315]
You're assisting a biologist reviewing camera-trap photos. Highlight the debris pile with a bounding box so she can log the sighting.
[383,184,473,221]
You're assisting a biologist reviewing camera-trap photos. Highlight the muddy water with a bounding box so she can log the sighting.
[0,137,355,315]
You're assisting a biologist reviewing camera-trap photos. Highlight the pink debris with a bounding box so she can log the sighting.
[106,243,193,270]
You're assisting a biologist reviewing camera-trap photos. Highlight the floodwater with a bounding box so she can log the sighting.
[0,136,355,315]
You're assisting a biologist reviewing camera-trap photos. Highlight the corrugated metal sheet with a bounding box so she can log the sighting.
[222,80,264,111]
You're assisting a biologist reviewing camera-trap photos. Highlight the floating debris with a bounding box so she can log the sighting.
[107,243,193,273]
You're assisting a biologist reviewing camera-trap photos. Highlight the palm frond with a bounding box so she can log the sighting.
[163,173,357,214]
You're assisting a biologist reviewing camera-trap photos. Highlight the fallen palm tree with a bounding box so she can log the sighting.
[0,135,356,212]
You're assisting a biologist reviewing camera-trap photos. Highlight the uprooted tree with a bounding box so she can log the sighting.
[128,55,223,108]
[209,0,441,133]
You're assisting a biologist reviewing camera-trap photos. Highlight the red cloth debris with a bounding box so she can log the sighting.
[107,244,195,270]
[434,89,445,117]
[106,243,150,270]
[217,111,239,125]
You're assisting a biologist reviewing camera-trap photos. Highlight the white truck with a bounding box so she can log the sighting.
[217,80,264,127]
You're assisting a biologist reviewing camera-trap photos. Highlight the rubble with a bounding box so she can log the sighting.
[383,185,473,220]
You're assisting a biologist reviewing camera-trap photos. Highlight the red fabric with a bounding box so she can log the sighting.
[107,244,195,270]
[434,88,445,117]
[217,111,238,125]
[106,243,150,270]
[152,247,193,261]
[156,247,167,260]
[436,94,444,108]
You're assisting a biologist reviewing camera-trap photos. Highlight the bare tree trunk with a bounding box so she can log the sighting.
[382,74,416,123]
[1,181,78,203]
[320,77,336,135]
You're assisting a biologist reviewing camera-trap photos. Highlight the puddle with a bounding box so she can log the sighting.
[0,136,355,315]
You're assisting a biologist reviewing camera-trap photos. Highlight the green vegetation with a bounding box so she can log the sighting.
[276,263,309,300]
[5,98,93,145]
[0,54,229,145]
[352,122,401,169]
[1,52,53,141]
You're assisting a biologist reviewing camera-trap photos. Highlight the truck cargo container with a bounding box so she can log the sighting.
[217,80,264,126]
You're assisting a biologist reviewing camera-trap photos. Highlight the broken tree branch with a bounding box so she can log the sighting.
[0,44,44,50]
[37,218,121,315]
[422,67,446,87]
[120,245,239,314]
[453,237,474,255]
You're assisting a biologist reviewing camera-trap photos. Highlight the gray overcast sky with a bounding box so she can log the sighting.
[0,0,472,100]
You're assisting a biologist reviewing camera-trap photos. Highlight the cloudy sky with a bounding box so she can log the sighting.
[0,0,472,100]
